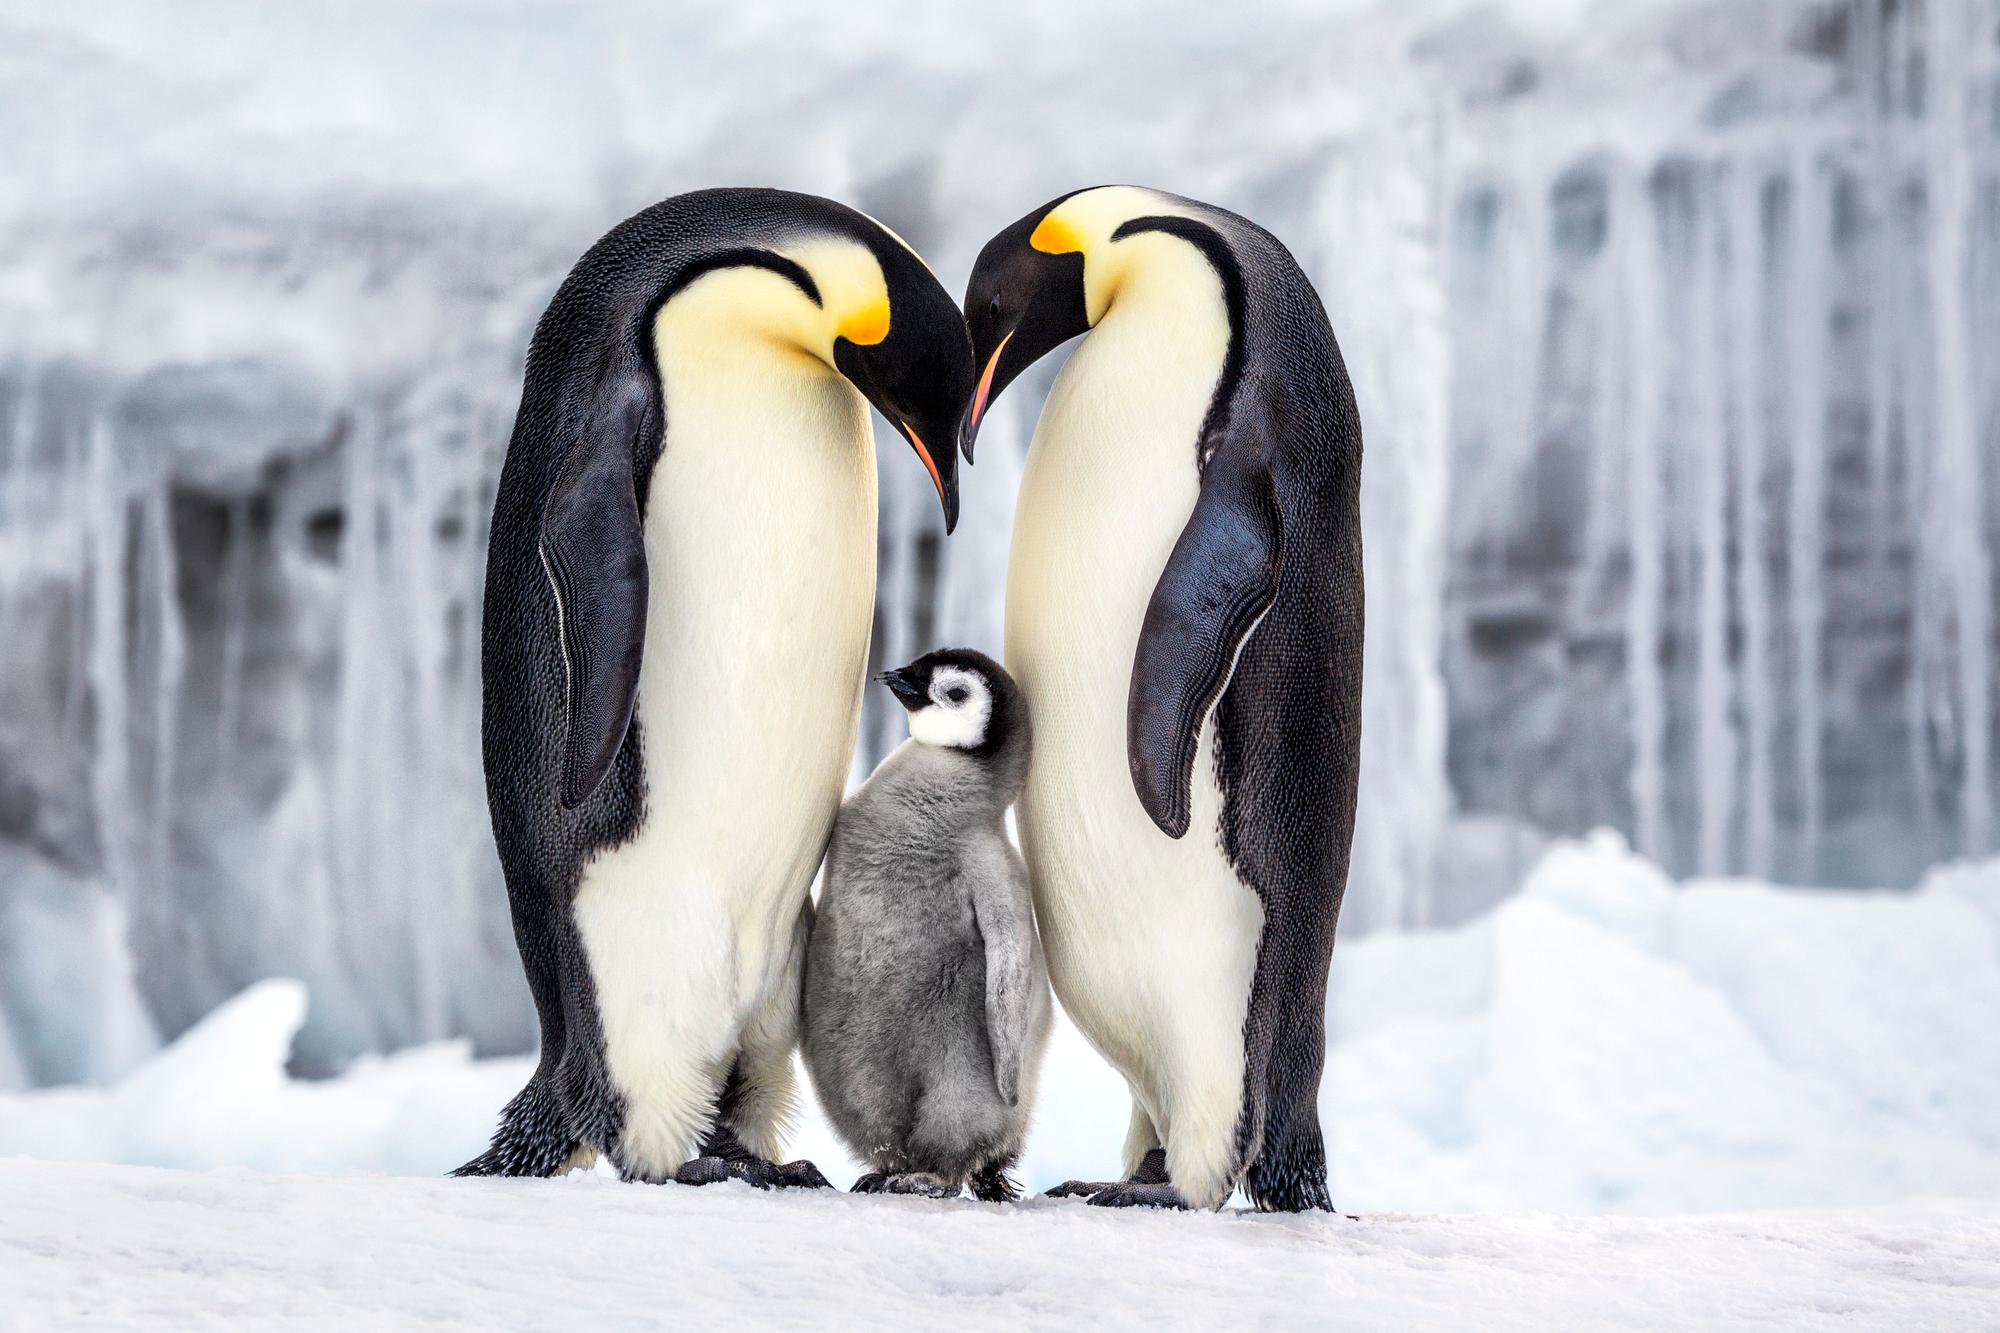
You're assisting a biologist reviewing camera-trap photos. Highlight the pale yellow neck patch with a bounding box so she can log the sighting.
[659,234,893,371]
[1034,186,1208,327]
[779,234,895,366]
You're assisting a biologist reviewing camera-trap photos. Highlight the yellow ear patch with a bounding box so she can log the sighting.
[838,298,891,346]
[1030,213,1082,255]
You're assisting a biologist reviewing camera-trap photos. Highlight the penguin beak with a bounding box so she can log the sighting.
[961,330,1013,465]
[898,419,959,534]
[878,668,926,710]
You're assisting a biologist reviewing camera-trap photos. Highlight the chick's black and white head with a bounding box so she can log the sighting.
[879,648,1023,758]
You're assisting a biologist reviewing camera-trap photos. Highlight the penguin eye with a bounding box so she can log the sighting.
[987,294,1001,318]
[944,686,970,706]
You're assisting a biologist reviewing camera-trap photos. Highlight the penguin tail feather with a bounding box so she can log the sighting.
[451,1076,577,1179]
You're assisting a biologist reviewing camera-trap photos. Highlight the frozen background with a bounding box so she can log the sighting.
[2,0,1999,1219]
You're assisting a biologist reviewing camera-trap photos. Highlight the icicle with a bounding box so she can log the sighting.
[215,496,252,766]
[1621,164,1668,864]
[331,405,391,1047]
[1787,150,1830,881]
[1499,165,1550,571]
[402,395,472,1044]
[1584,172,1629,605]
[85,415,134,897]
[1,360,35,531]
[1692,165,1736,877]
[0,365,28,634]
[143,485,185,903]
[1320,138,1451,931]
[1728,159,1776,880]
[1864,0,1906,568]
[62,422,91,744]
[1927,0,1992,857]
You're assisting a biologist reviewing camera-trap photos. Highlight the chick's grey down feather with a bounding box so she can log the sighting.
[803,655,1050,1197]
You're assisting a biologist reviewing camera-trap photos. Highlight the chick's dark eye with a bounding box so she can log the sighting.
[945,687,970,705]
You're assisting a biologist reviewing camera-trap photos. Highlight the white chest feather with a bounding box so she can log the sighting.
[1004,228,1264,1181]
[572,269,877,1169]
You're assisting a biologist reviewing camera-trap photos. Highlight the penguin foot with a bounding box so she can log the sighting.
[674,1154,831,1191]
[851,1171,956,1198]
[1085,1182,1190,1210]
[1047,1147,1172,1199]
[1044,1179,1122,1200]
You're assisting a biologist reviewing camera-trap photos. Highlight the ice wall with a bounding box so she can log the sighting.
[1441,0,2000,889]
[0,0,1990,1080]
[0,0,1459,1079]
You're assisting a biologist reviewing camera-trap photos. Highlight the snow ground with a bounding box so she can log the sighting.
[4,1159,1996,1331]
[6,833,1999,1215]
[5,835,2000,1326]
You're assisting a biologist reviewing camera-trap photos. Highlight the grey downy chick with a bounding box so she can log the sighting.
[803,648,1052,1201]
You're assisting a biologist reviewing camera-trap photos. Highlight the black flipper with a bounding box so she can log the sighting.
[1128,428,1282,838]
[539,371,651,810]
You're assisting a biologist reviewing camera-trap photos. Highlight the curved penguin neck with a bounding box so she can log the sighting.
[1046,227,1232,469]
[1090,229,1228,339]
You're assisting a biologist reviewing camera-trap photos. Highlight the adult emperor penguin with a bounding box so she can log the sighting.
[960,186,1362,1212]
[457,188,975,1188]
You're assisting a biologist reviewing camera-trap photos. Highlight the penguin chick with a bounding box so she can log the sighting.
[803,648,1051,1201]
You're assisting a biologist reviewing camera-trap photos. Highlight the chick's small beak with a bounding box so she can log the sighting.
[878,668,925,709]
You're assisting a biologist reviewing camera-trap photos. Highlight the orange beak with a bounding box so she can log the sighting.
[964,330,1013,460]
[900,419,958,533]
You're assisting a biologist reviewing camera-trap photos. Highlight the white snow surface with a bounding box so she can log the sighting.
[5,1160,1998,1332]
[7,836,2000,1326]
[5,834,2000,1220]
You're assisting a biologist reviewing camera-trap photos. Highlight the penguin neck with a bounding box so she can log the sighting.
[879,739,1021,825]
[655,263,852,388]
[1047,232,1231,458]
[1085,230,1230,367]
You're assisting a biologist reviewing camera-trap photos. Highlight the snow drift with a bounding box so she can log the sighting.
[6,836,1998,1217]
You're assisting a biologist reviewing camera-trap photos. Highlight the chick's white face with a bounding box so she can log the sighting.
[908,666,992,749]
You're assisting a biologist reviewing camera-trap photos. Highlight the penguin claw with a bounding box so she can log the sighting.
[770,1159,833,1190]
[852,1171,956,1198]
[1044,1179,1119,1199]
[673,1155,831,1191]
[1085,1182,1190,1210]
[673,1155,735,1187]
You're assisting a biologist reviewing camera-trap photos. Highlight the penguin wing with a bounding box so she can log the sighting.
[539,370,652,809]
[1127,420,1283,838]
[971,842,1037,1107]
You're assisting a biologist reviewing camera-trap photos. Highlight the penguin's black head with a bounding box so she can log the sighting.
[833,243,975,534]
[960,194,1093,463]
[878,647,1025,760]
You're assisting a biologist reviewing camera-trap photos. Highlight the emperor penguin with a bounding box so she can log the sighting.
[802,649,1050,1202]
[457,188,976,1188]
[959,186,1362,1212]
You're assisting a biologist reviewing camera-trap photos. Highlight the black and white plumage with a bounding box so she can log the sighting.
[802,649,1052,1201]
[457,188,975,1187]
[961,186,1362,1212]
